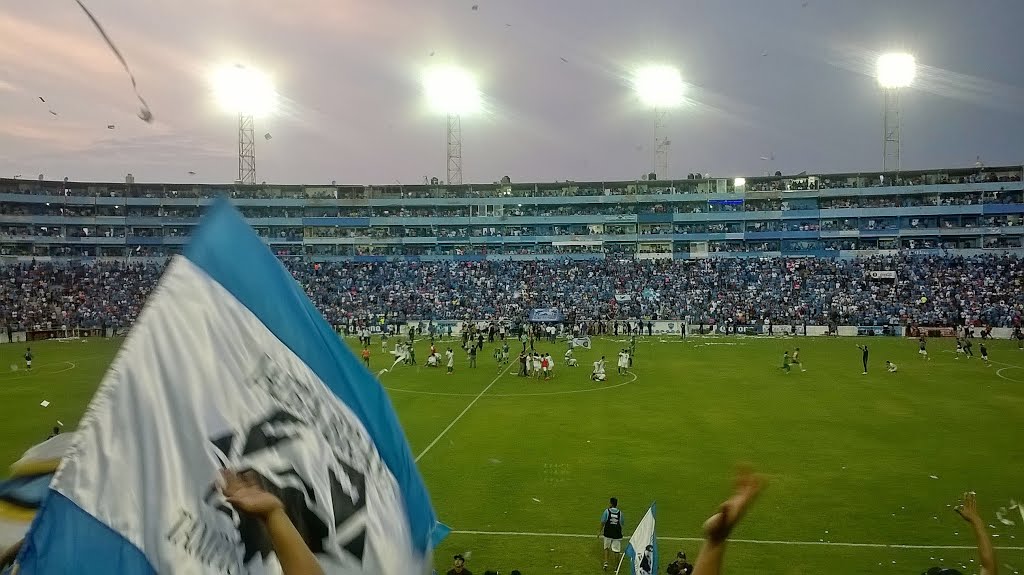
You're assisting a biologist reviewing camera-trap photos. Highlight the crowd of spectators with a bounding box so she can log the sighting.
[3,254,1023,332]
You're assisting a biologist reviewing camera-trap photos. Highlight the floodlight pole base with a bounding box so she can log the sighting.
[446,114,463,185]
[654,107,670,180]
[238,113,256,185]
[882,88,901,174]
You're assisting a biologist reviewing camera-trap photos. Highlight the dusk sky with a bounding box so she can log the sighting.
[1,0,1022,185]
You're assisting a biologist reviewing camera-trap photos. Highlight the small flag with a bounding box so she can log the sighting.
[15,199,440,574]
[621,503,657,575]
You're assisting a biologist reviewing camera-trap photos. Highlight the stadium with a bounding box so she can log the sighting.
[2,166,1023,574]
[1,2,1023,574]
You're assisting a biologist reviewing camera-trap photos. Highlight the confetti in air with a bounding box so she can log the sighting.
[38,96,46,102]
[73,0,154,123]
[40,400,51,408]
[107,124,115,129]
[264,132,272,140]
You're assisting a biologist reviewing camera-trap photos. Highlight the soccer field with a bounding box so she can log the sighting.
[2,335,1023,574]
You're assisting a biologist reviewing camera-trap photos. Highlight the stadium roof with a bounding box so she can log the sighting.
[1,164,1020,191]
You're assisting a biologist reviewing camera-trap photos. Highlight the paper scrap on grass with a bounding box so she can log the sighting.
[40,400,50,408]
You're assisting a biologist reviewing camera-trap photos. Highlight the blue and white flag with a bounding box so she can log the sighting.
[622,503,657,575]
[14,199,438,574]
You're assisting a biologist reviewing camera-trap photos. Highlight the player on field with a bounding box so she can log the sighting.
[792,347,806,372]
[445,348,455,374]
[780,351,791,373]
[963,337,974,358]
[592,356,607,381]
[617,349,629,375]
[886,360,898,373]
[564,347,578,367]
[532,353,542,379]
[1015,327,1024,350]
[493,346,502,365]
[600,497,625,570]
[541,354,551,380]
[856,344,869,374]
[360,347,370,368]
[980,342,990,365]
[24,347,32,371]
[918,337,930,360]
[501,342,510,364]
[381,329,390,352]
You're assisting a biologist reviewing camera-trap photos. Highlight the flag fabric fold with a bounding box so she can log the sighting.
[14,198,437,574]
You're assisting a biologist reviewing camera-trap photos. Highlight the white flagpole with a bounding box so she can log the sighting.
[614,549,627,575]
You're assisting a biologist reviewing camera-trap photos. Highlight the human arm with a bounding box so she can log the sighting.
[955,492,997,575]
[221,470,325,575]
[692,466,765,575]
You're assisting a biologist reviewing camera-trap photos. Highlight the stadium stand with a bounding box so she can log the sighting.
[1,165,1023,332]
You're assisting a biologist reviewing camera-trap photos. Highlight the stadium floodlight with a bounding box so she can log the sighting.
[876,53,916,89]
[212,64,277,116]
[876,53,916,173]
[211,64,277,185]
[632,65,686,180]
[633,65,686,109]
[733,177,746,188]
[422,66,481,185]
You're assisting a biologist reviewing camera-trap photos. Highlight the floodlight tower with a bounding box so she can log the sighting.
[212,64,277,184]
[422,66,481,185]
[876,53,916,173]
[633,65,686,180]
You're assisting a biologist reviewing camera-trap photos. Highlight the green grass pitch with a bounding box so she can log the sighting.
[2,335,1023,574]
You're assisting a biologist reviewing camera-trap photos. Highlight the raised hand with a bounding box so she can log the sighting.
[955,491,982,526]
[702,465,766,543]
[220,469,284,519]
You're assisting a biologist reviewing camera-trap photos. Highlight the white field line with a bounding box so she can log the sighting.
[414,360,516,462]
[448,529,1024,551]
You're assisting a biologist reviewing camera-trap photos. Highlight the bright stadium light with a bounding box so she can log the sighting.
[876,53,916,89]
[422,66,482,116]
[633,65,686,108]
[210,64,277,185]
[212,64,278,116]
[875,52,916,173]
[422,65,481,185]
[632,64,686,180]
[734,177,746,187]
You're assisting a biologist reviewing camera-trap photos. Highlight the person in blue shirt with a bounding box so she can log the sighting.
[600,497,624,570]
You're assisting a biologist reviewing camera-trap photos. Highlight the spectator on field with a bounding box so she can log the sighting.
[447,554,472,575]
[666,551,694,575]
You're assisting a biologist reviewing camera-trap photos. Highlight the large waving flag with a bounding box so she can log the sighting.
[13,199,438,574]
[620,503,658,575]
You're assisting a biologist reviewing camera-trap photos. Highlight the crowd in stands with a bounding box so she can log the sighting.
[3,254,1023,332]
